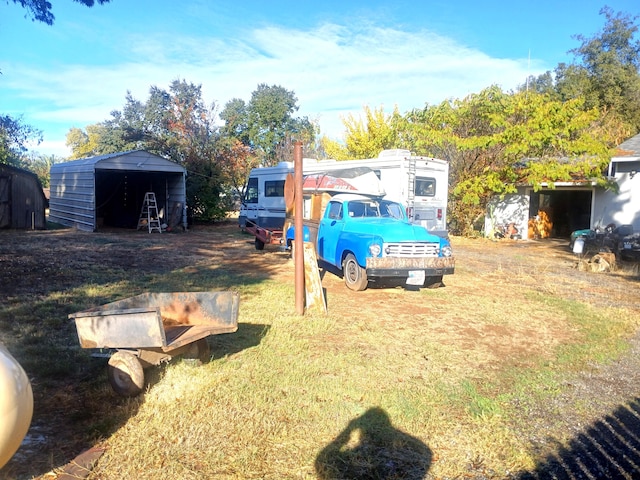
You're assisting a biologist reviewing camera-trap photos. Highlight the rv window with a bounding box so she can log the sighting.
[265,180,285,198]
[415,177,435,197]
[244,177,258,203]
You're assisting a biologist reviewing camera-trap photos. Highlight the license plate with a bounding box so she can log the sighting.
[624,242,632,250]
[406,270,425,286]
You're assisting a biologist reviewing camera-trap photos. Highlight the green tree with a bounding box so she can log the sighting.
[220,98,250,145]
[9,0,110,25]
[215,138,259,202]
[402,87,616,235]
[0,114,42,167]
[22,153,62,187]
[332,105,403,159]
[66,124,113,159]
[68,79,226,222]
[526,7,640,133]
[236,84,313,166]
[568,7,640,131]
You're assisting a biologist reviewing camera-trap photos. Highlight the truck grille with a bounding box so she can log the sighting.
[383,242,440,257]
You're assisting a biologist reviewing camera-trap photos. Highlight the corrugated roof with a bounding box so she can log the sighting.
[51,150,186,173]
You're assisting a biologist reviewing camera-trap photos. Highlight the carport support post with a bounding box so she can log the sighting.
[294,141,305,315]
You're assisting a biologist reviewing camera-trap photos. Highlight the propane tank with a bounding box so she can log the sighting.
[0,344,33,468]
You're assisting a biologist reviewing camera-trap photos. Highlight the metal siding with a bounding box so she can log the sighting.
[49,165,96,231]
[166,172,187,229]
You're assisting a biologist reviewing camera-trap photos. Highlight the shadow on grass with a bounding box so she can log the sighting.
[315,407,432,480]
[208,322,270,361]
[517,397,640,479]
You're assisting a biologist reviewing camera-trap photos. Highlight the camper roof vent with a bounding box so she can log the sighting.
[378,149,411,158]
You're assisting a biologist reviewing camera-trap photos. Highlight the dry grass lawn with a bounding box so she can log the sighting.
[1,223,639,479]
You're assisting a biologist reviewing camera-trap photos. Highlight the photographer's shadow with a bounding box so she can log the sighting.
[315,406,432,479]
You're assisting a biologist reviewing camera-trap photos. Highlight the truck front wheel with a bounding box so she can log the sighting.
[343,253,368,291]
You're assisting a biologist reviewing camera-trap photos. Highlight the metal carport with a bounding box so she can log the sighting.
[49,150,187,232]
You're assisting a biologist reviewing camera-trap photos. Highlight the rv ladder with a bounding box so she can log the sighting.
[137,192,162,233]
[406,157,416,220]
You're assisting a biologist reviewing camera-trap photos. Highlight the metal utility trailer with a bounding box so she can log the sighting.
[245,220,284,250]
[70,291,239,396]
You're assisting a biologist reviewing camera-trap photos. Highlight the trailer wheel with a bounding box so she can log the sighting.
[255,237,265,250]
[343,253,368,291]
[107,351,145,397]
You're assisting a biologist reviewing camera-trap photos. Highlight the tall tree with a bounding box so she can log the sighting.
[0,115,42,167]
[526,8,640,134]
[220,84,314,166]
[66,124,114,159]
[9,0,110,25]
[67,80,226,222]
[322,106,403,160]
[568,7,640,131]
[215,138,259,202]
[220,98,250,145]
[22,153,62,187]
[402,87,616,235]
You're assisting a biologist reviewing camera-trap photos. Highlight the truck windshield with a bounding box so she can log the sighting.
[347,200,404,219]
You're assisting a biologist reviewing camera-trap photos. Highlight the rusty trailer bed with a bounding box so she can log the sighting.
[70,291,239,352]
[69,291,240,396]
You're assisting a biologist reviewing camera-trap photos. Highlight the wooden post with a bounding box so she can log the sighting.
[294,142,305,315]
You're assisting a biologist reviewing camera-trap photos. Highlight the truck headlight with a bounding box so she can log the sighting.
[441,245,453,257]
[369,244,382,257]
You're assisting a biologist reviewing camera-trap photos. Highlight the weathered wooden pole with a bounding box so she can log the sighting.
[294,141,305,315]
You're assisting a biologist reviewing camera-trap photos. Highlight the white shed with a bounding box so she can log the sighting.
[49,150,187,232]
[485,133,640,239]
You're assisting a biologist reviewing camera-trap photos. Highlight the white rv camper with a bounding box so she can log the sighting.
[304,150,450,237]
[239,149,450,237]
[239,161,292,231]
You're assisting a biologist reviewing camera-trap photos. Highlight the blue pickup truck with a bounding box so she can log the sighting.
[286,193,455,291]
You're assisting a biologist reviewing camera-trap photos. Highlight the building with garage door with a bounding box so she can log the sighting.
[485,133,640,239]
[0,164,47,230]
[49,150,187,232]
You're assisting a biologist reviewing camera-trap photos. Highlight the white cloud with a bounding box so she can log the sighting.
[3,21,543,155]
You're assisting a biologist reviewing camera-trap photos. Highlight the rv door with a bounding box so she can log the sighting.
[239,177,259,229]
[413,175,447,236]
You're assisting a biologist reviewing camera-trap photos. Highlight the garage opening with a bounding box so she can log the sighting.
[95,171,184,229]
[529,189,592,238]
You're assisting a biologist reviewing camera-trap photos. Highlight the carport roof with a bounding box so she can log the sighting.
[53,150,185,173]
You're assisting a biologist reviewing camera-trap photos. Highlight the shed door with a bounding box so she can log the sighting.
[0,175,10,228]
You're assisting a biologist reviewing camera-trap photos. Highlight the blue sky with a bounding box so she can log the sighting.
[1,0,637,157]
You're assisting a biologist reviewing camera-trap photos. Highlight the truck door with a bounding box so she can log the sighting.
[317,200,344,266]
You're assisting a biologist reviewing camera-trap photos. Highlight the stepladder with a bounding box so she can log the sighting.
[137,192,162,233]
